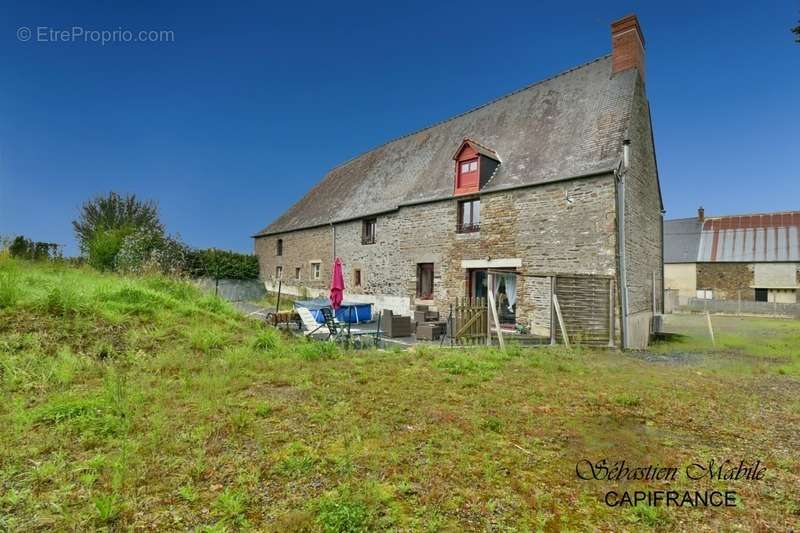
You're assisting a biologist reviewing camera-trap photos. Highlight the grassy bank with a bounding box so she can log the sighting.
[1,259,798,530]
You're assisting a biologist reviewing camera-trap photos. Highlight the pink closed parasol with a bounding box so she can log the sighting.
[329,257,345,311]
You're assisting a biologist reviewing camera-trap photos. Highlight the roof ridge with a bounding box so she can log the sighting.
[706,210,800,220]
[323,54,612,174]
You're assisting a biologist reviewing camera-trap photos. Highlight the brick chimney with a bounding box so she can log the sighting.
[697,206,705,222]
[611,14,645,82]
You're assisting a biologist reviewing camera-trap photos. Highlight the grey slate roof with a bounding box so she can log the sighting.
[255,55,638,237]
[664,218,702,263]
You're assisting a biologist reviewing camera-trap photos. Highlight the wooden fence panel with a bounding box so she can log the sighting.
[554,276,612,346]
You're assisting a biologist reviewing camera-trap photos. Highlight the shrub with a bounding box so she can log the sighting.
[87,228,131,271]
[187,249,259,280]
[116,229,190,275]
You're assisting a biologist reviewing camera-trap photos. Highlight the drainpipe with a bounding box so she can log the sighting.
[615,139,631,349]
[331,222,336,260]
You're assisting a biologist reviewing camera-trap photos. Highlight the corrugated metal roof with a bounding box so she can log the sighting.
[666,211,800,263]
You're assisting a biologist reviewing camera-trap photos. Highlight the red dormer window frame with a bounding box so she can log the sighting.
[452,139,499,196]
[454,144,480,195]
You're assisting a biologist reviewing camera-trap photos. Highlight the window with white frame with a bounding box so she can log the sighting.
[311,262,321,280]
[275,266,283,279]
[696,289,713,300]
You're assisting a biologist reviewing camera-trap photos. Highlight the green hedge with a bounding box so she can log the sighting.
[187,249,259,281]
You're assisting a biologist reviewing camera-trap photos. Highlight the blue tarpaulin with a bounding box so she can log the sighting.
[294,299,372,324]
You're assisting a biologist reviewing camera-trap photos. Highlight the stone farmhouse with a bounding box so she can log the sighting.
[253,14,663,349]
[665,208,800,305]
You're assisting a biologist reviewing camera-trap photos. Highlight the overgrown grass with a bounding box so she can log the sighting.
[0,257,798,530]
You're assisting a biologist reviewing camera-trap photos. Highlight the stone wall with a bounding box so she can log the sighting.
[622,75,663,348]
[623,75,663,319]
[696,263,754,300]
[254,174,619,336]
[254,225,333,292]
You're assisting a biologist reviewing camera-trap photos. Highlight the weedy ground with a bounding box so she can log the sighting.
[0,258,798,531]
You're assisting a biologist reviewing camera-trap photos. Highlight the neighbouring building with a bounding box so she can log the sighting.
[253,14,663,349]
[665,208,800,305]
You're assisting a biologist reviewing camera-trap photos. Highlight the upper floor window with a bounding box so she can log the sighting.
[457,198,480,233]
[460,159,478,174]
[456,158,479,192]
[362,218,376,245]
[276,238,283,256]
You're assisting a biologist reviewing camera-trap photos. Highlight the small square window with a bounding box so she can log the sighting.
[311,262,321,280]
[362,218,376,245]
[354,269,362,287]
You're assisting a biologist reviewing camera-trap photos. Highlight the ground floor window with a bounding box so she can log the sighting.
[295,267,301,280]
[416,263,434,299]
[311,262,321,280]
[275,266,282,279]
[696,288,713,300]
[754,288,768,302]
[354,269,362,287]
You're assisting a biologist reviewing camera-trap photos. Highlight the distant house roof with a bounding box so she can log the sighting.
[665,211,800,263]
[255,55,639,237]
[664,217,702,263]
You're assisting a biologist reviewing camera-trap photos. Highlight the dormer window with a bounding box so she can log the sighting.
[457,158,479,191]
[452,139,500,196]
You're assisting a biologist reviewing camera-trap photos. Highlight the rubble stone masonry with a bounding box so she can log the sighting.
[255,174,619,334]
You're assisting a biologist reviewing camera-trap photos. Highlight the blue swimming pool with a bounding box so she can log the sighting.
[293,299,373,324]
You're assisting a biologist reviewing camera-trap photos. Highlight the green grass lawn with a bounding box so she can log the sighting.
[1,259,799,531]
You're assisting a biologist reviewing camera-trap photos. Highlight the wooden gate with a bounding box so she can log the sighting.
[452,297,487,345]
[553,275,614,347]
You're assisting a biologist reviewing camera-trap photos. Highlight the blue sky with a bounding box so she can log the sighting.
[2,1,799,255]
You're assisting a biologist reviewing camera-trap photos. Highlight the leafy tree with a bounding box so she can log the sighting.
[7,236,61,260]
[73,192,163,253]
